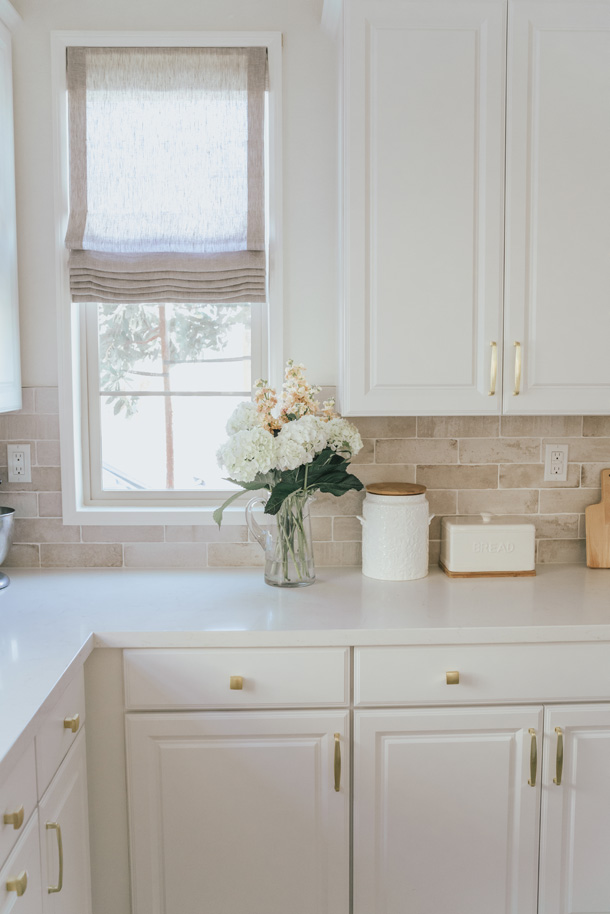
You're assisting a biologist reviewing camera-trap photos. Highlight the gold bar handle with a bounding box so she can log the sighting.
[334,733,341,792]
[553,727,563,786]
[513,341,522,396]
[488,341,498,396]
[527,728,537,787]
[3,805,24,830]
[46,822,64,894]
[6,871,27,897]
[63,714,80,733]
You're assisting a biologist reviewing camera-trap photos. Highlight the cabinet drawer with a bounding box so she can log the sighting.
[36,671,86,798]
[0,743,36,870]
[124,648,350,709]
[355,643,610,706]
[0,812,42,914]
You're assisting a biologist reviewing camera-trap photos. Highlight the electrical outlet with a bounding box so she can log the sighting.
[7,444,32,483]
[544,443,568,482]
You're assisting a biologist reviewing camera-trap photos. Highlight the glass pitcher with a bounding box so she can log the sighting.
[245,491,315,587]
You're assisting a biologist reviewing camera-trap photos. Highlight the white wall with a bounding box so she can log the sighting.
[10,0,339,387]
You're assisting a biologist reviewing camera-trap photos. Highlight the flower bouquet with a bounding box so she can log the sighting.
[215,360,364,586]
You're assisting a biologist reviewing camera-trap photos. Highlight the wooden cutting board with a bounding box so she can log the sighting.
[585,468,610,567]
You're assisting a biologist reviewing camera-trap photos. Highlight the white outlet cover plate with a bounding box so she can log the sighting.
[7,444,32,483]
[543,443,569,482]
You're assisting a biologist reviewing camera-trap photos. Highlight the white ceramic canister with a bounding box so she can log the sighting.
[359,483,433,581]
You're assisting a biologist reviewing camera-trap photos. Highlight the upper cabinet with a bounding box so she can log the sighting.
[330,0,610,416]
[0,0,21,414]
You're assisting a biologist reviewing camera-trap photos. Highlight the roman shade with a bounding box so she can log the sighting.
[65,46,267,303]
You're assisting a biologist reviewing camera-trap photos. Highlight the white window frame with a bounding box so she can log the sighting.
[51,30,283,525]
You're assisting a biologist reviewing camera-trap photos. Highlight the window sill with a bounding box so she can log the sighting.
[62,501,250,526]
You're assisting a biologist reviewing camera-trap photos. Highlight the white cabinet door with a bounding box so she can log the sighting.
[0,13,21,414]
[126,711,349,914]
[538,704,610,914]
[340,0,506,416]
[38,732,92,914]
[354,706,542,914]
[0,813,42,914]
[504,0,610,414]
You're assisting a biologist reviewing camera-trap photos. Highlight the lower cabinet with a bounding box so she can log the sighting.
[38,732,92,914]
[1,814,43,914]
[126,711,350,914]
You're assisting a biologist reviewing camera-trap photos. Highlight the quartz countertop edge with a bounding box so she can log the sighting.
[1,564,609,781]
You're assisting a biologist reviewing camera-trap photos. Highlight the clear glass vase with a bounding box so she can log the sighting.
[245,491,315,587]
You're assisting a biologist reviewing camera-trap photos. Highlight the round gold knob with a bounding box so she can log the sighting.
[63,714,80,733]
[3,806,24,830]
[446,671,460,685]
[6,871,28,897]
[230,676,243,690]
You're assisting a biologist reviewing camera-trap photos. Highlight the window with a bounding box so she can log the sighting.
[52,32,283,524]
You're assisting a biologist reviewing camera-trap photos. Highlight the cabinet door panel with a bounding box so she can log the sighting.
[0,813,42,914]
[342,0,505,415]
[126,711,349,914]
[539,704,610,914]
[354,706,542,914]
[505,1,610,413]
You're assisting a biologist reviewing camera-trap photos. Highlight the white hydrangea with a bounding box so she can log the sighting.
[216,426,276,483]
[225,401,262,436]
[275,415,329,471]
[325,417,363,457]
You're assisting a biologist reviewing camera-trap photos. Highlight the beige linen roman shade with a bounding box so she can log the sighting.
[65,46,267,303]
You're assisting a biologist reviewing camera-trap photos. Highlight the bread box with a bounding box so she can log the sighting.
[440,514,536,577]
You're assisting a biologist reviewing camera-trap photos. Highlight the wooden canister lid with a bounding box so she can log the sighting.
[365,482,427,496]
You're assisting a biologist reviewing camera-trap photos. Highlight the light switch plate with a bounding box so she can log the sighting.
[7,444,32,483]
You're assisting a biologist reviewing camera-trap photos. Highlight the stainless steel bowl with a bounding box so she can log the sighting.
[0,506,15,590]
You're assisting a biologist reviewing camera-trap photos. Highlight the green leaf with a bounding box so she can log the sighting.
[213,477,273,526]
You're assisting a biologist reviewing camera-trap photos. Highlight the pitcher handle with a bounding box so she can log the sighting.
[245,496,271,551]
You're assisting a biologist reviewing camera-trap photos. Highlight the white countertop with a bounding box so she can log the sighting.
[1,564,609,777]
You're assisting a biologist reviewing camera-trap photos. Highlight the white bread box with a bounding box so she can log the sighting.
[440,514,535,577]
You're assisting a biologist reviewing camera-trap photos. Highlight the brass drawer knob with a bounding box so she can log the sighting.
[6,871,28,897]
[230,676,243,690]
[64,713,80,733]
[446,671,460,685]
[3,806,24,830]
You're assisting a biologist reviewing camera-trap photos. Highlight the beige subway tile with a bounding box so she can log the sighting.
[351,417,416,438]
[350,439,375,465]
[208,543,264,567]
[5,544,40,567]
[351,465,416,486]
[34,388,59,415]
[539,489,600,514]
[583,416,610,437]
[310,490,365,516]
[82,525,164,543]
[541,437,610,462]
[312,517,333,541]
[581,463,610,488]
[0,417,6,438]
[11,389,35,415]
[14,518,80,544]
[458,489,539,515]
[0,467,62,492]
[537,539,586,564]
[5,414,59,440]
[165,524,248,543]
[313,541,362,566]
[501,416,582,437]
[41,544,123,567]
[333,516,363,541]
[417,465,498,489]
[125,543,206,568]
[418,416,499,438]
[579,514,586,538]
[0,493,38,517]
[499,463,580,489]
[429,540,441,565]
[533,515,580,538]
[426,490,458,516]
[460,438,540,464]
[376,439,457,465]
[38,492,62,517]
[35,440,61,467]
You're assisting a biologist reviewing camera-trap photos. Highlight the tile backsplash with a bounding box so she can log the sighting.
[1,388,609,568]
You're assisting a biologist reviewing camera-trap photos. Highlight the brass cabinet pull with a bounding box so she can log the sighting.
[229,676,243,690]
[513,341,522,395]
[46,822,64,894]
[6,871,27,897]
[553,727,564,786]
[3,805,24,830]
[63,714,80,733]
[334,733,341,792]
[527,728,537,787]
[488,341,498,396]
[446,671,460,685]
